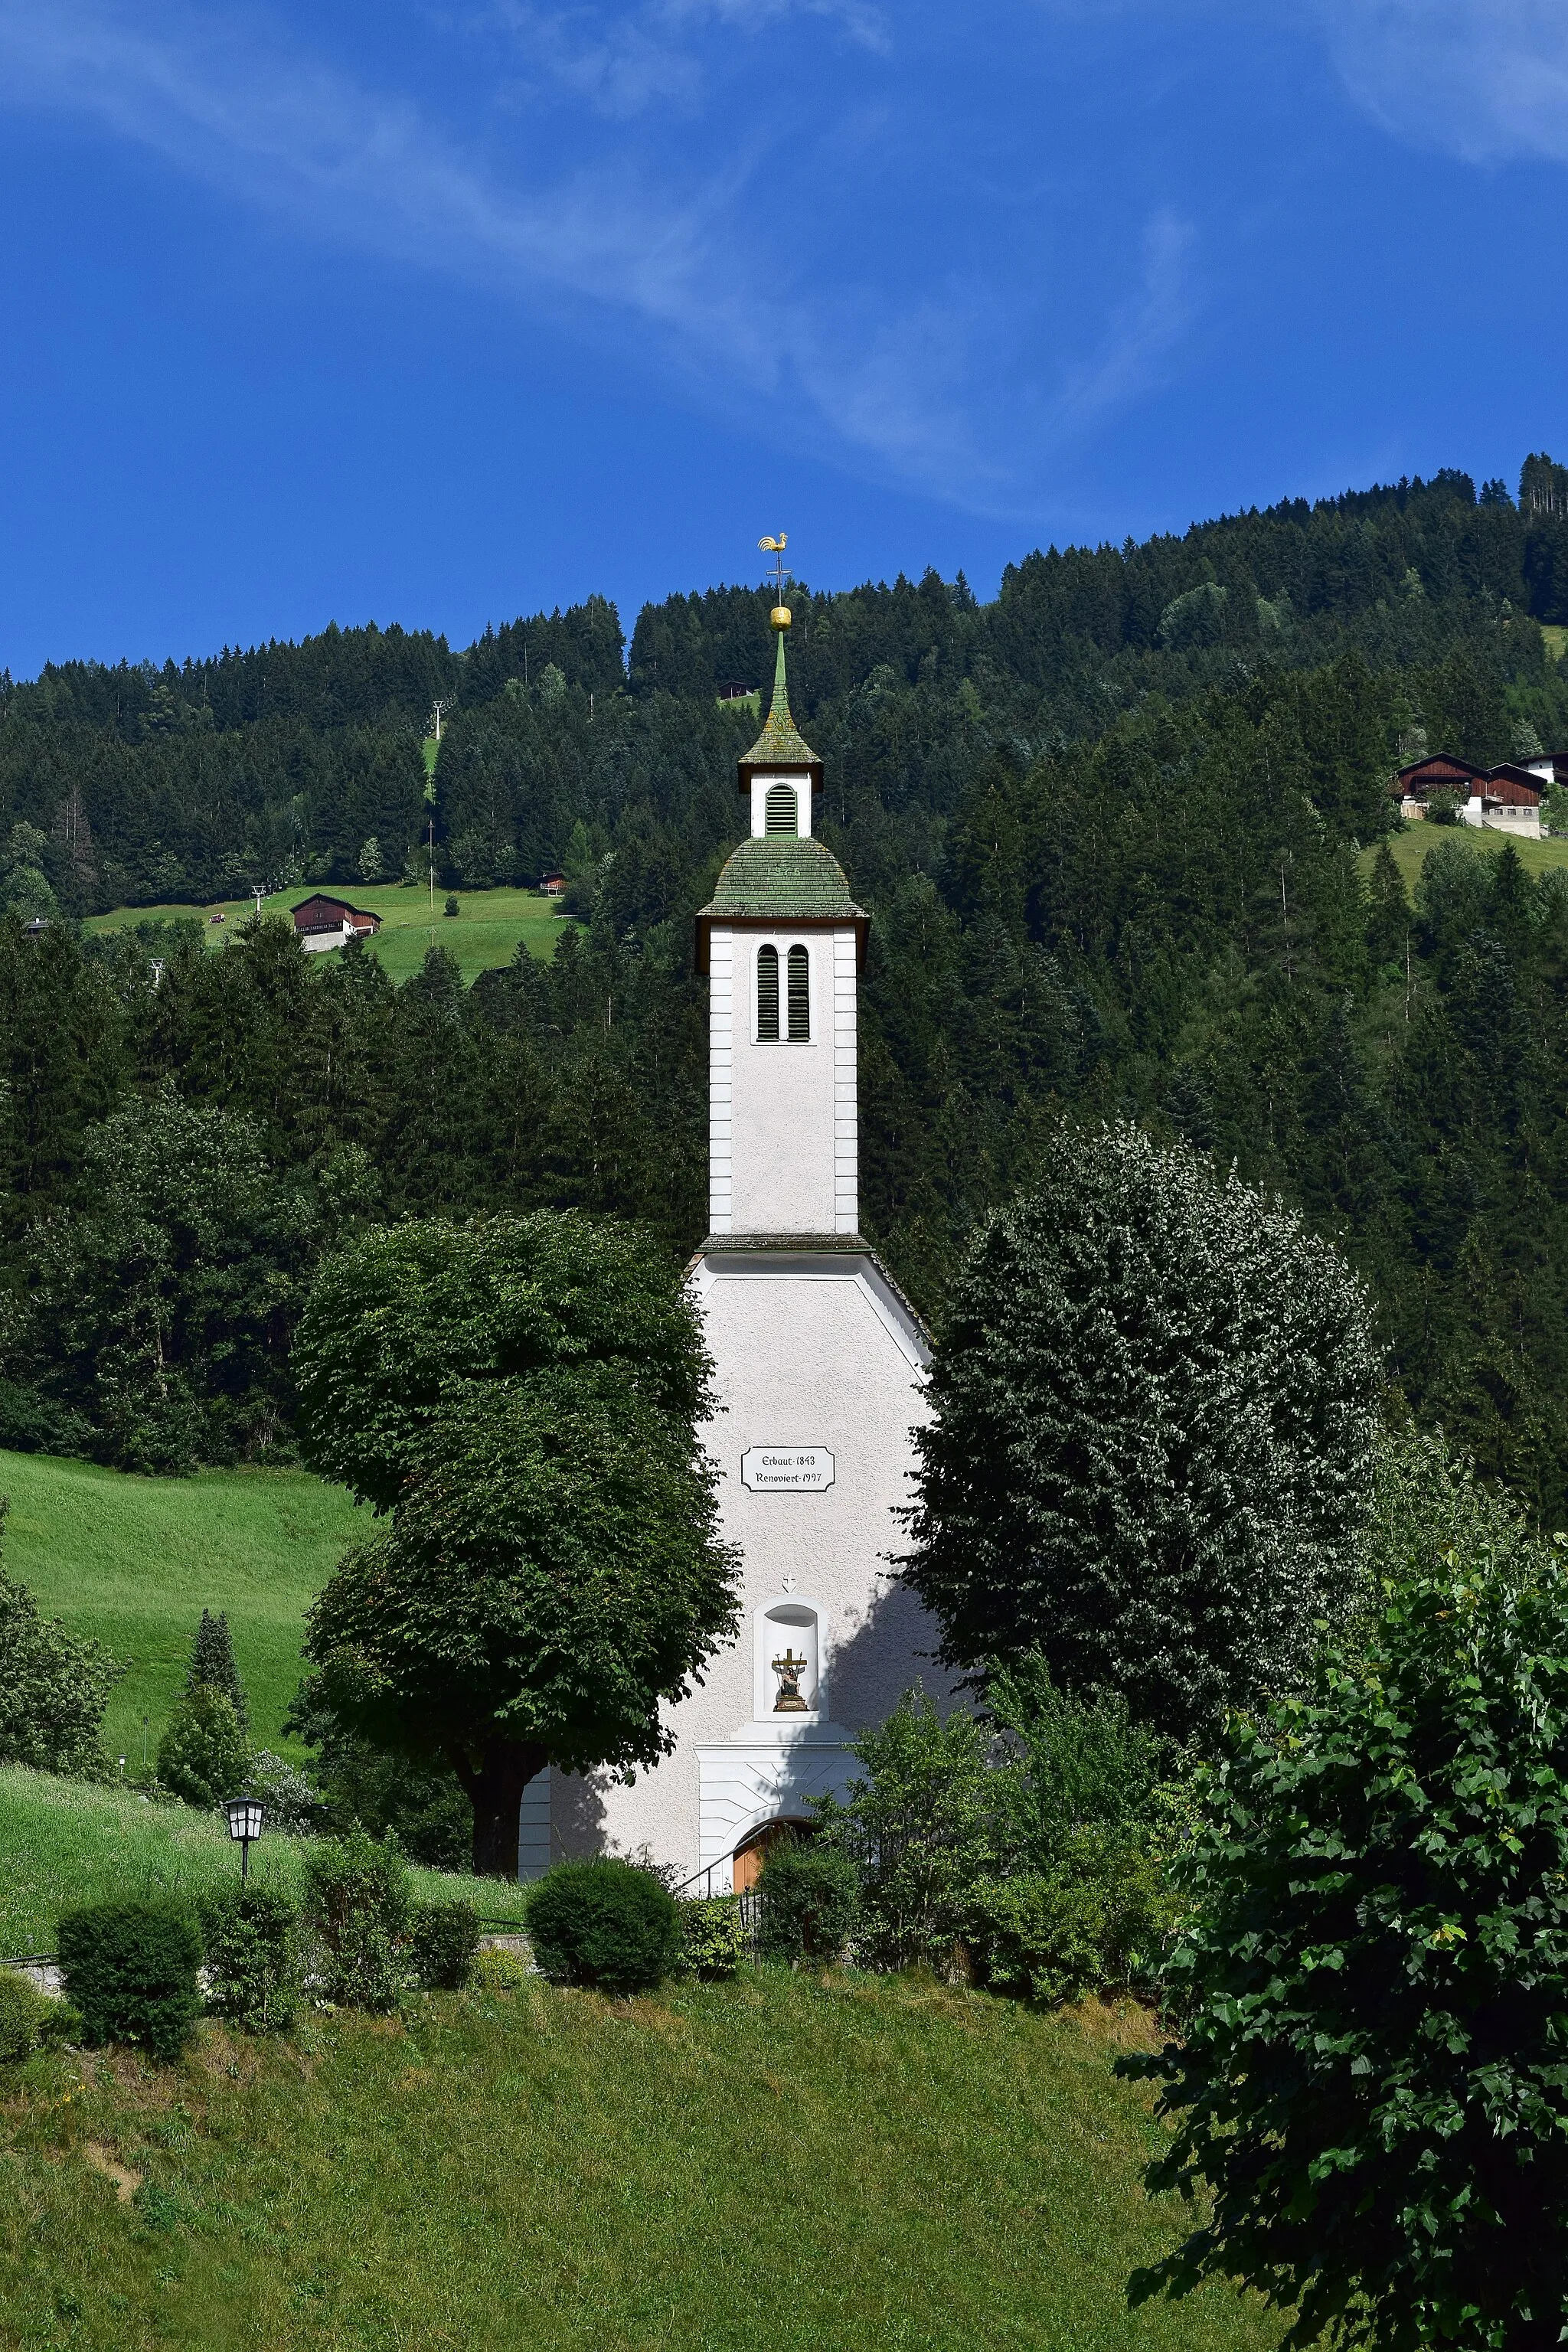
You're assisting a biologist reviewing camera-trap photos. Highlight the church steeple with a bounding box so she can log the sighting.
[694,547,865,1241]
[738,624,823,795]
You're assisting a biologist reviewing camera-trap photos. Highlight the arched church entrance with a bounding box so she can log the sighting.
[731,1817,815,1892]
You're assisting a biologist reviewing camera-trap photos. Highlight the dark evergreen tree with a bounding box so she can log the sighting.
[5,452,1568,1514]
[184,1606,249,1730]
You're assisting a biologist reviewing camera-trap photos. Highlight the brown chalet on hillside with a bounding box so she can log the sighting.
[289,894,383,952]
[1393,752,1550,838]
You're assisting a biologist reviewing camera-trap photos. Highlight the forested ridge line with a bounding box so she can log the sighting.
[4,455,1568,911]
[3,456,1568,1518]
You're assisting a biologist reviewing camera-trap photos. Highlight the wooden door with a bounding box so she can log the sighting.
[732,1819,811,1891]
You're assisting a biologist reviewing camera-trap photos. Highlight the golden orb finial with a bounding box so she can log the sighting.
[771,604,792,630]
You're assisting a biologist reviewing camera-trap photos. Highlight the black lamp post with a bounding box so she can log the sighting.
[224,1796,265,1882]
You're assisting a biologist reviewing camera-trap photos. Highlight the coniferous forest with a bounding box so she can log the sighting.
[6,457,1568,1511]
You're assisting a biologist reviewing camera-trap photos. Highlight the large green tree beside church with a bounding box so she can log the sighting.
[292,1213,738,1877]
[901,1123,1380,1739]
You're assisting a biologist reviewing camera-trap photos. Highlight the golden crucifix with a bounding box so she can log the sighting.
[772,1645,810,1713]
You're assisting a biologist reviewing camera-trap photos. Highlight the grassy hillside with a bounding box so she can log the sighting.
[0,1451,358,1760]
[0,1971,1280,2352]
[0,1766,527,1956]
[85,881,574,985]
[1364,822,1568,892]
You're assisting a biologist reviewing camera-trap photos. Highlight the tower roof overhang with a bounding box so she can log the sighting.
[694,832,868,972]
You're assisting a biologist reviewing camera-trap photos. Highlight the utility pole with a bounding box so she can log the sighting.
[429,697,452,742]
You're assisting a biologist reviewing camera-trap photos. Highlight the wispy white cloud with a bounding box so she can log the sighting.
[1048,207,1196,439]
[1318,0,1568,164]
[0,2,694,309]
[471,0,890,117]
[0,0,1195,514]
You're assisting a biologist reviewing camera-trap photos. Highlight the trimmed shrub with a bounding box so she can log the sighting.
[157,1686,248,1811]
[756,1841,859,1967]
[57,1900,202,2060]
[681,1895,747,1980]
[410,1897,480,1991]
[198,1883,300,2032]
[472,1945,531,1994]
[0,1969,80,2063]
[302,1829,413,2012]
[524,1860,682,1994]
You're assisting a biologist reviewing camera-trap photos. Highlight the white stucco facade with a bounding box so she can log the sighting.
[748,770,815,838]
[533,655,948,1883]
[707,921,858,1238]
[550,1249,936,1882]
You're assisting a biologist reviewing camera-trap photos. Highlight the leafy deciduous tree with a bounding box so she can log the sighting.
[1125,1542,1568,2352]
[0,1497,120,1775]
[293,1213,738,1876]
[902,1122,1380,1739]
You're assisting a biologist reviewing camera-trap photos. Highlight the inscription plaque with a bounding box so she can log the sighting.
[740,1447,835,1492]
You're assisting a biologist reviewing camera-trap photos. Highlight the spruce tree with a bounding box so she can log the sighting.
[185,1608,249,1730]
[1364,841,1411,969]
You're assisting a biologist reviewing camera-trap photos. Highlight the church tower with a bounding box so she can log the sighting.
[697,622,864,1241]
[540,595,943,1887]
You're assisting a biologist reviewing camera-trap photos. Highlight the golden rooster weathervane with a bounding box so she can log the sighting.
[759,531,792,630]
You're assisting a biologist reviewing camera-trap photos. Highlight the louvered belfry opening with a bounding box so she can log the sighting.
[787,944,809,1040]
[756,943,780,1039]
[764,783,799,836]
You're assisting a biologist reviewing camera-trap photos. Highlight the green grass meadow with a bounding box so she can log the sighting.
[1364,820,1568,893]
[0,1451,359,1762]
[0,1969,1282,2352]
[85,881,574,985]
[0,1766,530,1956]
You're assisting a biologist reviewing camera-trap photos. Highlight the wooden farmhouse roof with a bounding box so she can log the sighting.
[1394,753,1485,795]
[290,893,382,936]
[1481,766,1544,806]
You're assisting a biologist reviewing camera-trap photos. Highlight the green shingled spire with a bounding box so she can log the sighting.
[740,626,821,777]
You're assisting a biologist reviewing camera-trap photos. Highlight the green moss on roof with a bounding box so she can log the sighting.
[700,834,865,920]
[740,633,821,777]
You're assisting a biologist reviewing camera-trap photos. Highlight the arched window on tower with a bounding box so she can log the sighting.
[787,944,810,1040]
[764,783,799,835]
[756,944,779,1040]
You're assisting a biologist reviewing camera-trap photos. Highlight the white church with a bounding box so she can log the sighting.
[524,604,948,1889]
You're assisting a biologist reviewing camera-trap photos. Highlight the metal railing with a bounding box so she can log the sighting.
[675,1860,733,1900]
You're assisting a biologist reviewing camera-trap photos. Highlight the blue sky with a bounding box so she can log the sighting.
[1,0,1565,676]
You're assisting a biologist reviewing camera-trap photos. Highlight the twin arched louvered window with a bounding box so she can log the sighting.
[757,944,809,1041]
